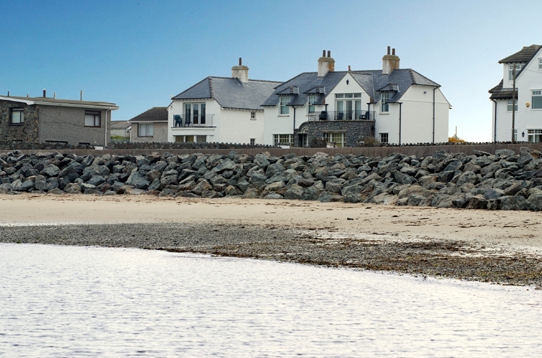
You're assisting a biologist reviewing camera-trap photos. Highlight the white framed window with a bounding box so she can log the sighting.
[539,59,542,70]
[184,103,206,125]
[279,96,290,115]
[509,64,522,80]
[138,123,153,137]
[381,93,390,112]
[10,108,24,124]
[335,93,361,119]
[507,99,518,112]
[250,111,256,120]
[528,129,542,143]
[324,133,345,148]
[274,134,293,146]
[380,133,389,143]
[532,90,542,109]
[308,95,317,113]
[85,111,101,127]
[250,138,255,145]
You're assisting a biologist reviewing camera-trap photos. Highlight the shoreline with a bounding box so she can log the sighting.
[1,193,541,288]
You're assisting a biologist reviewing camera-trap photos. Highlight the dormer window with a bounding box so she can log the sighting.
[308,95,317,113]
[381,93,390,112]
[509,64,523,80]
[280,96,290,115]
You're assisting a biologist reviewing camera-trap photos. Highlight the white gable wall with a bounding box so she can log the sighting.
[399,86,449,144]
[219,108,265,144]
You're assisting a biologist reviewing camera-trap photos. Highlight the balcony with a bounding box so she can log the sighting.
[307,110,375,122]
[172,114,215,128]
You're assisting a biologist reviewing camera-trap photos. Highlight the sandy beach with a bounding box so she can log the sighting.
[1,193,541,287]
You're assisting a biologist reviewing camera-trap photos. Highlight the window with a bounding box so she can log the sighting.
[532,90,542,109]
[507,99,518,112]
[509,64,522,80]
[308,95,317,113]
[324,133,345,148]
[138,123,153,137]
[250,111,256,120]
[274,134,293,146]
[528,129,542,143]
[335,93,361,119]
[514,129,518,142]
[250,138,255,145]
[10,108,24,124]
[85,111,101,127]
[381,93,390,112]
[280,96,290,115]
[539,59,542,70]
[380,133,389,143]
[185,103,206,125]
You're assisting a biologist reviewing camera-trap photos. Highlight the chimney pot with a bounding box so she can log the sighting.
[327,50,331,57]
[392,48,395,55]
[7,91,9,97]
[323,50,326,57]
[348,65,351,71]
[239,57,242,66]
[43,89,46,98]
[387,46,390,55]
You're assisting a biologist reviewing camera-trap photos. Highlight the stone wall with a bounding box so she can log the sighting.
[295,120,375,147]
[0,100,40,143]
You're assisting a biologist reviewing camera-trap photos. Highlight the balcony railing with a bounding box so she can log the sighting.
[172,114,215,128]
[308,110,375,121]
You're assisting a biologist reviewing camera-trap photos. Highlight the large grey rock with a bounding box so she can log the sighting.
[126,171,150,189]
[254,154,270,168]
[526,194,542,211]
[64,183,82,194]
[192,179,212,195]
[250,172,267,187]
[394,172,416,185]
[41,164,60,177]
[284,185,304,200]
[495,149,516,157]
[500,196,527,210]
[87,175,106,187]
[456,171,479,186]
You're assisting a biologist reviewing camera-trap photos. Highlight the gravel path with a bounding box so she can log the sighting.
[1,222,541,288]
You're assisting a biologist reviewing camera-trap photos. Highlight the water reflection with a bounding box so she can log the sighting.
[0,243,540,357]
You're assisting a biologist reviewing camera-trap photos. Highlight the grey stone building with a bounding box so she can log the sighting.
[128,107,168,143]
[0,95,118,146]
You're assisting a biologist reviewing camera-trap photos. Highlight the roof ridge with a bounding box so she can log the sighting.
[209,77,214,98]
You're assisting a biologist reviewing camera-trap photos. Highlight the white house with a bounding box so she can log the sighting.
[489,44,542,142]
[262,48,450,146]
[167,59,281,145]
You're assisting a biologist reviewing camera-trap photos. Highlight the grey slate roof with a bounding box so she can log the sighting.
[129,107,168,122]
[499,45,541,64]
[488,80,516,100]
[262,69,439,107]
[110,120,130,129]
[172,77,282,111]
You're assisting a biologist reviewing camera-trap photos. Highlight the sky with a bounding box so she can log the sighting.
[2,0,542,142]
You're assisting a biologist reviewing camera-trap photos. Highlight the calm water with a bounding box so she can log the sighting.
[0,243,541,357]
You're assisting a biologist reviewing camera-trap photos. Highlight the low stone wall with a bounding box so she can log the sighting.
[0,101,40,143]
[2,147,542,211]
[295,120,375,147]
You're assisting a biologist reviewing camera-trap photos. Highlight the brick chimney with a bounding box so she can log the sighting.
[382,46,400,75]
[232,57,249,83]
[318,50,335,77]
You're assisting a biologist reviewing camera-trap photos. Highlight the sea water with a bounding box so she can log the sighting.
[0,243,541,357]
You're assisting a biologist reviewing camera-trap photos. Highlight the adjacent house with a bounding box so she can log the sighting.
[167,59,281,145]
[110,120,130,138]
[0,92,118,146]
[128,107,168,143]
[262,49,450,147]
[489,44,542,142]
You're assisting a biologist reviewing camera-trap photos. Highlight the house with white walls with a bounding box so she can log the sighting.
[489,45,542,142]
[167,59,281,145]
[262,48,450,147]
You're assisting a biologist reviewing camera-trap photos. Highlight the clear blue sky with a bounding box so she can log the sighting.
[2,0,542,142]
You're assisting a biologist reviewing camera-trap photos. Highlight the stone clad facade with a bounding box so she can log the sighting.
[295,120,375,147]
[0,101,40,143]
